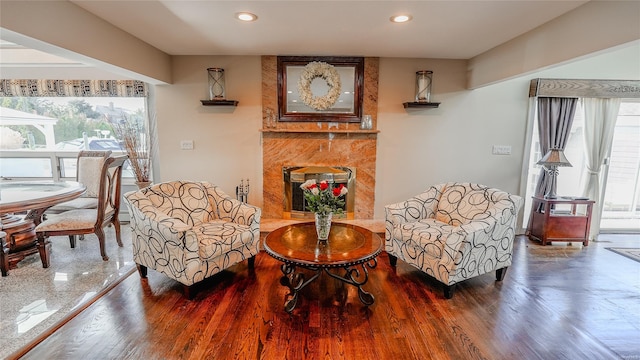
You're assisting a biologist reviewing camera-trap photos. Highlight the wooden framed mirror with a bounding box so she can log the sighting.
[277,56,364,122]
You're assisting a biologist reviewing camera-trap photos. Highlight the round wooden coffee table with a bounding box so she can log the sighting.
[264,222,382,313]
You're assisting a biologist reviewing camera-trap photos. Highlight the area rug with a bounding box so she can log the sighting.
[606,247,640,263]
[0,227,135,359]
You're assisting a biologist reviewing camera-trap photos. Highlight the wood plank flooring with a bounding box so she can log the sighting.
[13,234,640,360]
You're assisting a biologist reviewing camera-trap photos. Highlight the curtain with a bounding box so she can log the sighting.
[581,98,622,240]
[534,97,578,197]
[0,79,147,97]
[519,97,538,231]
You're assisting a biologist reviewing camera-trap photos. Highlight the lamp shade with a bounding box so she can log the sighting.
[537,148,572,167]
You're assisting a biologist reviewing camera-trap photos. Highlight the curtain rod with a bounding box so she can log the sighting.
[529,78,640,98]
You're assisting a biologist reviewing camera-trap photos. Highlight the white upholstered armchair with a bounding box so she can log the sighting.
[385,182,523,299]
[124,181,261,298]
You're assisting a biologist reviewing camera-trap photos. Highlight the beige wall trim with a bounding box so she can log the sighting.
[529,78,640,98]
[468,1,640,89]
[0,1,171,85]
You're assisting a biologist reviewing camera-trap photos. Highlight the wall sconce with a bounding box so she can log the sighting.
[207,67,226,100]
[415,70,433,103]
[537,147,572,199]
[201,67,238,106]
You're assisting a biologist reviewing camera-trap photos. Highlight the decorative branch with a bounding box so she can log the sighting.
[108,113,154,183]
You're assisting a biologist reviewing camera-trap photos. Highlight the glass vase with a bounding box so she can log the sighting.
[135,181,151,189]
[314,212,333,242]
[360,114,372,130]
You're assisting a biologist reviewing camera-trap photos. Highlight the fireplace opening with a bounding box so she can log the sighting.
[283,166,355,219]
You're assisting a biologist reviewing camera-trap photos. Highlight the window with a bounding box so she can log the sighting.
[601,101,640,230]
[523,100,640,232]
[0,96,147,181]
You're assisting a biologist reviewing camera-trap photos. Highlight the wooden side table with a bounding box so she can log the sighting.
[526,196,595,246]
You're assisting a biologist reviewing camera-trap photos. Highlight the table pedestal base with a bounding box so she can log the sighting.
[279,258,378,314]
[0,209,50,270]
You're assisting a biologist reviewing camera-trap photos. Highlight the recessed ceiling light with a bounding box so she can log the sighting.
[236,12,258,22]
[390,14,412,23]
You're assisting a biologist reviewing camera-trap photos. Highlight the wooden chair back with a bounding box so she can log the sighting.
[97,154,127,228]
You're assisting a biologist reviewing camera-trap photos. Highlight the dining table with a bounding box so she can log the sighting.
[0,180,86,275]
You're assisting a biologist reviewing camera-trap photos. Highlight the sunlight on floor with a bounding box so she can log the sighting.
[17,300,58,334]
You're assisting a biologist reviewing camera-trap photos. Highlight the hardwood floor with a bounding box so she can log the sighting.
[12,234,640,360]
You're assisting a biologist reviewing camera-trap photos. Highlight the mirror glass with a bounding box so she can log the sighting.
[285,66,355,114]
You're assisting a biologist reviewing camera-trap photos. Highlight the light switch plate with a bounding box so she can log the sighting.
[180,140,194,150]
[492,145,512,155]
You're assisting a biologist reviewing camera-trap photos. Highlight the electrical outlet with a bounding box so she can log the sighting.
[492,145,512,155]
[180,140,194,150]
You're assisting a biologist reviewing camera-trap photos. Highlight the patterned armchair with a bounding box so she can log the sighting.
[124,181,261,298]
[385,182,523,298]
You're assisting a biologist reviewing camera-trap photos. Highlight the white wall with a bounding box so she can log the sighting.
[0,1,172,84]
[154,56,263,203]
[153,41,639,220]
[468,1,640,88]
[1,0,637,225]
[377,41,640,222]
[376,58,528,217]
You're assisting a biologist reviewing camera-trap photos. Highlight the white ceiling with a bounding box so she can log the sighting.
[1,0,591,79]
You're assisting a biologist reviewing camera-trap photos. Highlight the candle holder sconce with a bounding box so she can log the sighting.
[403,70,440,109]
[200,67,238,106]
[415,70,433,103]
[208,67,226,100]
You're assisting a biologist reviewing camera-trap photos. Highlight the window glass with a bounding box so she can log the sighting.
[59,158,77,178]
[602,102,640,229]
[0,97,145,151]
[1,97,147,180]
[0,157,53,178]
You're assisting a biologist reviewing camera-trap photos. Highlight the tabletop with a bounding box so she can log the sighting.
[531,196,594,204]
[0,181,86,214]
[264,222,382,268]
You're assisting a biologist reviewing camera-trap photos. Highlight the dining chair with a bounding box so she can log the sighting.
[46,150,113,215]
[0,231,8,276]
[35,154,128,265]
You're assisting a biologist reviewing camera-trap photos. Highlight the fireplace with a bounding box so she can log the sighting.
[261,56,379,219]
[283,166,356,219]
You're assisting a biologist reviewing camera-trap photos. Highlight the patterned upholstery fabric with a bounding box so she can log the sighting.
[78,155,109,197]
[46,197,98,212]
[124,181,261,287]
[36,210,99,231]
[48,151,111,214]
[385,182,523,290]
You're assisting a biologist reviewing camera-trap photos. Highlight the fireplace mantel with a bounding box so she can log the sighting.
[260,129,379,134]
[261,56,379,219]
[261,130,377,219]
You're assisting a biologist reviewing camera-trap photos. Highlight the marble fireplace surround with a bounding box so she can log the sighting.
[261,56,379,219]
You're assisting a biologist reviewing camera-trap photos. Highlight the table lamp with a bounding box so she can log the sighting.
[537,147,572,199]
